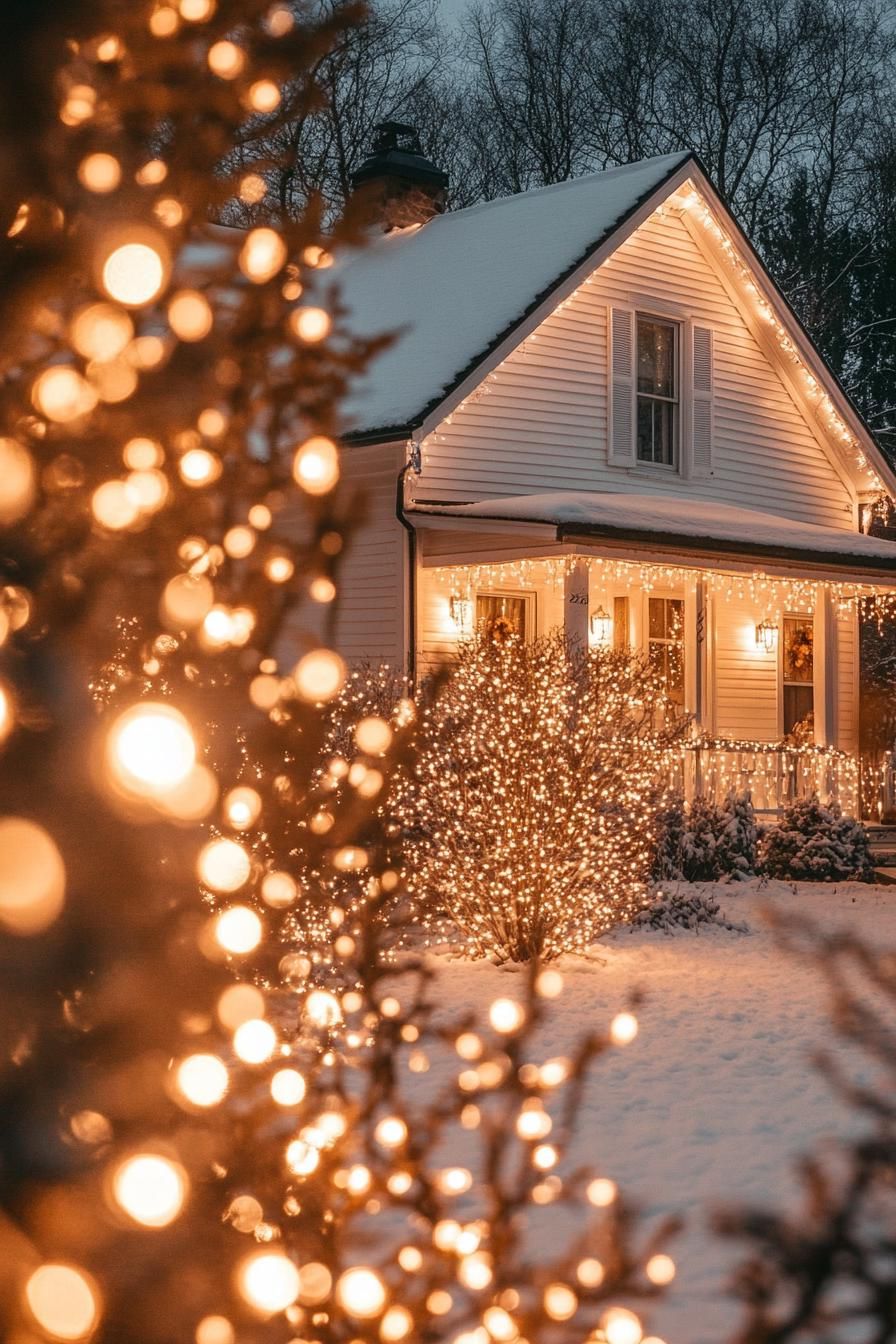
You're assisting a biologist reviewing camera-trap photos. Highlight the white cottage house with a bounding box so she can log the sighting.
[313,134,896,813]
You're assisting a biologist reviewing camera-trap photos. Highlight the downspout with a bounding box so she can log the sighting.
[396,440,421,687]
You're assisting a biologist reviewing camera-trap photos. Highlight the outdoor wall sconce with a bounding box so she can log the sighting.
[590,605,612,643]
[449,594,471,628]
[755,618,778,652]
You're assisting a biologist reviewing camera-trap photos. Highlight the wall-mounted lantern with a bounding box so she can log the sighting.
[590,605,612,644]
[449,594,471,629]
[755,618,778,652]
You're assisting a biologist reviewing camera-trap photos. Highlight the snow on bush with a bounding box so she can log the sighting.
[654,790,758,882]
[760,795,873,882]
[632,886,750,935]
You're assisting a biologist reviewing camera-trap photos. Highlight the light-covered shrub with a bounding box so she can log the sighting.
[408,631,686,961]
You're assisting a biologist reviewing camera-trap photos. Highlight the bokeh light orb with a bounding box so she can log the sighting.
[24,1264,100,1341]
[106,703,196,798]
[112,1153,188,1227]
[195,1316,234,1344]
[175,1053,229,1108]
[237,1251,301,1314]
[293,648,345,703]
[292,435,339,495]
[71,303,133,361]
[101,239,167,306]
[0,817,66,935]
[214,905,262,955]
[233,1017,277,1064]
[198,838,251,893]
[335,1267,387,1319]
[0,438,36,524]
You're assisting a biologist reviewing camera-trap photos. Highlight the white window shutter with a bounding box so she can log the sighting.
[691,324,713,477]
[608,307,636,466]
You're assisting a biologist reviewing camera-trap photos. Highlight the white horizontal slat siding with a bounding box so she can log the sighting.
[278,443,406,672]
[418,210,854,531]
[332,444,406,668]
[418,557,564,677]
[713,601,779,742]
[836,611,858,754]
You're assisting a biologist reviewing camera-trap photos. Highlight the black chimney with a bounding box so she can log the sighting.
[351,121,449,231]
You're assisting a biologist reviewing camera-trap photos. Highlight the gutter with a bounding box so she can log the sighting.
[405,503,896,581]
[556,521,896,580]
[395,458,418,686]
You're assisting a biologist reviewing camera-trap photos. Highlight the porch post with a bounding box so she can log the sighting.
[814,588,837,748]
[694,579,711,733]
[563,559,590,653]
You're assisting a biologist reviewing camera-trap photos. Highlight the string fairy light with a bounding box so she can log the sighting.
[0,7,692,1344]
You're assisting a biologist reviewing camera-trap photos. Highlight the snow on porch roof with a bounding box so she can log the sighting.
[335,153,691,440]
[411,493,896,577]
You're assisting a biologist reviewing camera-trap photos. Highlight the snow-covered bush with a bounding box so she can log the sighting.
[632,887,750,935]
[409,631,686,961]
[654,790,758,881]
[760,795,873,882]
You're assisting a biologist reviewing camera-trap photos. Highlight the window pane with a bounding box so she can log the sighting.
[637,319,675,397]
[782,618,813,684]
[613,595,629,649]
[783,685,814,738]
[476,593,527,643]
[647,597,685,708]
[637,397,675,465]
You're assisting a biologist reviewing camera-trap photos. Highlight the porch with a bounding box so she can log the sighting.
[410,494,896,819]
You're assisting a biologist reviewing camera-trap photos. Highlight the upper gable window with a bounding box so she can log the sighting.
[636,316,679,468]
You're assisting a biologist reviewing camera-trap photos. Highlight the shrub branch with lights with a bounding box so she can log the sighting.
[407,633,688,962]
[0,6,679,1344]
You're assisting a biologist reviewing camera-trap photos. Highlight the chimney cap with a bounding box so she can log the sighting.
[351,120,449,193]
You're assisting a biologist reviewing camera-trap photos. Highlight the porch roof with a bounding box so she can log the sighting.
[410,492,896,579]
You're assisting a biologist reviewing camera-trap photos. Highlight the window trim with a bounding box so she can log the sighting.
[474,588,537,643]
[635,312,680,471]
[779,610,815,740]
[644,591,686,710]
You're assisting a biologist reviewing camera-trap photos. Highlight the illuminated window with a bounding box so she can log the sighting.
[782,614,814,739]
[613,595,630,650]
[648,597,684,707]
[475,591,533,644]
[636,316,678,467]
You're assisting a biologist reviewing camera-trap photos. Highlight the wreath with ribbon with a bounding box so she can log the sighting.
[784,624,813,678]
[486,613,518,645]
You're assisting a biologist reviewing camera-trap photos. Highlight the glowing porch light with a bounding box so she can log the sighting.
[590,604,612,643]
[755,618,778,652]
[448,593,471,629]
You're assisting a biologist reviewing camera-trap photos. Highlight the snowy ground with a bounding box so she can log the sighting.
[427,880,896,1344]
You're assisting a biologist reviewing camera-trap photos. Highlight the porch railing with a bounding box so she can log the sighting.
[664,739,863,816]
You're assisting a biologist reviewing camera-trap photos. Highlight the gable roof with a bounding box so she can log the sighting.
[335,152,691,441]
[335,152,896,501]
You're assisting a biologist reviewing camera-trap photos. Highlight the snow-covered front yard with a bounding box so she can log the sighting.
[428,880,896,1344]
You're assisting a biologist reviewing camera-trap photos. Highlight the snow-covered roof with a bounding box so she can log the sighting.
[411,493,896,575]
[335,153,691,439]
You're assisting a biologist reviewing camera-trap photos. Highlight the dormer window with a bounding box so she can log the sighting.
[636,316,679,467]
